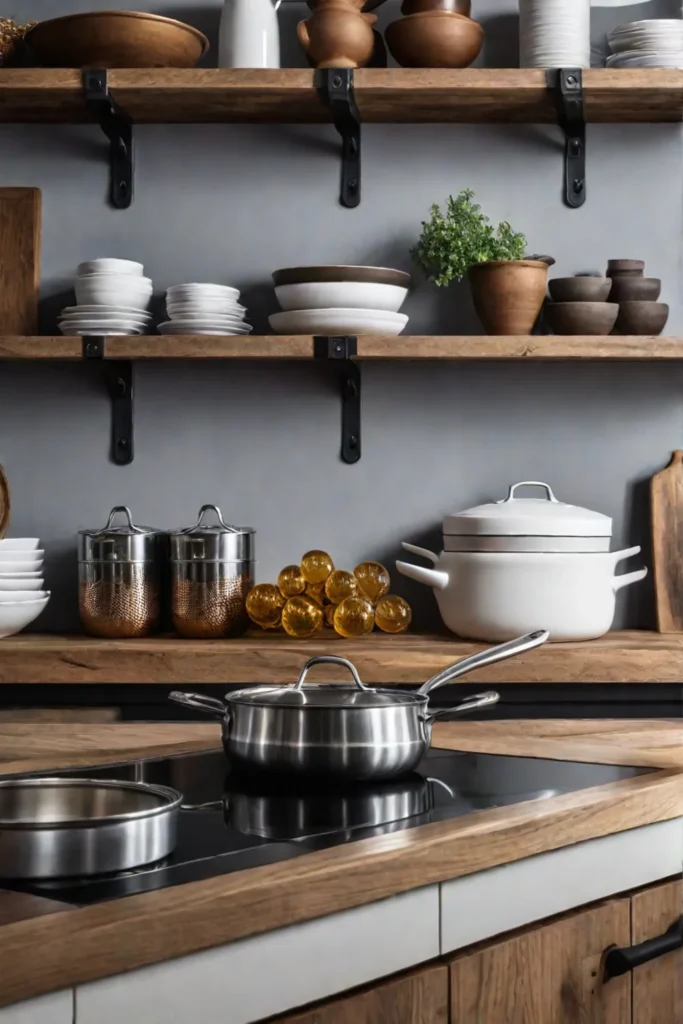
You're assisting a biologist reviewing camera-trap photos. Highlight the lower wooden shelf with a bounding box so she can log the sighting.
[0,631,680,685]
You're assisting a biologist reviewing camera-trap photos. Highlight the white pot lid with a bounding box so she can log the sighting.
[443,482,613,538]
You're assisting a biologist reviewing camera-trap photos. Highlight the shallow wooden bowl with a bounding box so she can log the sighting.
[26,11,209,69]
[401,0,471,16]
[385,12,483,69]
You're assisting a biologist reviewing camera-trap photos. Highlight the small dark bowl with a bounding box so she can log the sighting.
[608,277,661,303]
[548,277,612,303]
[545,301,619,336]
[607,259,645,279]
[613,301,669,337]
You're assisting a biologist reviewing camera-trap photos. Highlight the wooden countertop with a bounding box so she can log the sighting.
[0,720,682,1008]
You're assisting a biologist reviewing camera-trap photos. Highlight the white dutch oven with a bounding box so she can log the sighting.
[396,482,648,643]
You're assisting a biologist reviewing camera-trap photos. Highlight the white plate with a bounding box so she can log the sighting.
[60,315,150,326]
[0,549,44,562]
[0,539,40,550]
[167,301,247,316]
[606,50,683,67]
[77,259,143,277]
[0,570,43,579]
[0,559,43,573]
[269,308,408,336]
[167,284,240,300]
[157,324,253,335]
[0,590,49,603]
[0,595,50,638]
[60,326,145,336]
[62,305,152,317]
[165,314,247,326]
[0,578,43,591]
[275,281,408,313]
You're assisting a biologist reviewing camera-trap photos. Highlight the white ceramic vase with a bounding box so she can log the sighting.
[218,0,281,69]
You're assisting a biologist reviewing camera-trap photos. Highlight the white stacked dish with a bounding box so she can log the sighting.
[0,538,49,638]
[60,258,153,336]
[159,283,252,335]
[607,20,683,68]
[519,0,591,69]
[269,266,411,336]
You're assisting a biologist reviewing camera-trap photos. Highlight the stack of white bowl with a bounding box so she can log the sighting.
[607,20,683,68]
[519,0,591,68]
[59,259,153,336]
[269,266,411,336]
[0,539,49,638]
[158,284,252,335]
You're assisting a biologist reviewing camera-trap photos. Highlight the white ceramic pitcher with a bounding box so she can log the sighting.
[218,0,282,69]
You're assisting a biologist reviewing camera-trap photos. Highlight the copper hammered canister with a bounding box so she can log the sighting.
[170,505,255,639]
[78,506,163,638]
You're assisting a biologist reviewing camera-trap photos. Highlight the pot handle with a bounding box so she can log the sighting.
[294,655,369,691]
[499,482,559,503]
[168,691,227,717]
[613,567,648,593]
[418,630,549,695]
[424,690,500,724]
[402,542,439,564]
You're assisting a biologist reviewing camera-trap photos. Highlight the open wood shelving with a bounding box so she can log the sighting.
[0,631,681,684]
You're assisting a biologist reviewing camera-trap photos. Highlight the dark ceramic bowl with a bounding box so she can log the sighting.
[545,301,619,336]
[548,277,612,303]
[608,277,661,303]
[607,259,645,279]
[613,301,669,336]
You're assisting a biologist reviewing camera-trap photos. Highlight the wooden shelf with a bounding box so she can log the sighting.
[1,69,682,125]
[2,335,683,361]
[0,631,680,684]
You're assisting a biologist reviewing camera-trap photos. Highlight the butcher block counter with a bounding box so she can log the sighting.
[0,720,682,1022]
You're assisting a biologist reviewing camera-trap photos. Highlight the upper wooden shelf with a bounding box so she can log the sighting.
[2,335,683,360]
[0,631,680,684]
[1,69,682,125]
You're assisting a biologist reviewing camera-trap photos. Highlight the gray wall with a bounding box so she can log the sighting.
[0,0,681,632]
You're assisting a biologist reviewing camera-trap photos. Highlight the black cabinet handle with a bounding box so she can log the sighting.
[604,917,683,981]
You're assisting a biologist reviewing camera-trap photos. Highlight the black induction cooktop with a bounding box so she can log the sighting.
[3,747,652,906]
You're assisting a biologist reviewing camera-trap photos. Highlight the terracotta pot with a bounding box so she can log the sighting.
[468,260,548,336]
[298,3,376,68]
[385,11,483,68]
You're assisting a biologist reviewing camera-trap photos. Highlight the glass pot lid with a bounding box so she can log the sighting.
[170,504,255,562]
[78,506,161,562]
[443,482,612,539]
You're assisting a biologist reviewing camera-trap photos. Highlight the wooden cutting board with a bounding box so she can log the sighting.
[0,187,41,334]
[651,450,683,632]
[0,464,9,539]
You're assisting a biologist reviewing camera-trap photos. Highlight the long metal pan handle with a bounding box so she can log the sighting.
[294,656,369,691]
[418,629,549,696]
[424,691,500,724]
[168,691,227,717]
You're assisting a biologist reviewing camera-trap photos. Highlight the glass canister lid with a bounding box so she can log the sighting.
[443,482,613,538]
[78,506,161,562]
[170,504,255,562]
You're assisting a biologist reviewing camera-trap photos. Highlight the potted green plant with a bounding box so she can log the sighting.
[411,189,548,336]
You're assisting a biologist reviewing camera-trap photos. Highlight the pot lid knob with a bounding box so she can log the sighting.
[499,482,559,504]
[294,655,369,691]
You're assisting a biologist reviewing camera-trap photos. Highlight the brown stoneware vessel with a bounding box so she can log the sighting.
[25,11,208,68]
[298,1,377,68]
[548,277,612,303]
[613,301,669,336]
[606,259,645,279]
[545,302,619,336]
[608,277,661,303]
[468,260,548,336]
[401,0,471,15]
[385,11,484,68]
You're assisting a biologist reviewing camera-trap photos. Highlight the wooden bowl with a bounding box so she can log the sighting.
[548,277,612,303]
[613,301,669,337]
[545,301,619,336]
[26,11,209,69]
[385,11,483,68]
[608,277,661,303]
[401,0,471,16]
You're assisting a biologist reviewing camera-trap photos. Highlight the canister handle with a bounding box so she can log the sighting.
[104,505,144,533]
[182,504,239,534]
[294,656,369,691]
[500,482,558,503]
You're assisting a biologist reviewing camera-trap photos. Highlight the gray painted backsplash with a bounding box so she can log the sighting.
[0,0,680,632]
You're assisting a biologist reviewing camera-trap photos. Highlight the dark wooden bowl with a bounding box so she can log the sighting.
[385,12,483,68]
[26,11,209,69]
[548,277,612,303]
[613,301,669,336]
[401,0,471,16]
[545,301,619,336]
[608,277,661,303]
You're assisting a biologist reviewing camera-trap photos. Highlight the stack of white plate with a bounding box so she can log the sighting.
[519,0,591,68]
[0,539,49,638]
[607,20,683,68]
[158,284,252,335]
[59,259,153,336]
[269,266,411,336]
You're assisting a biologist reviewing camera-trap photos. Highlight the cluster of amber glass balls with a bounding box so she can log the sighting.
[246,550,412,639]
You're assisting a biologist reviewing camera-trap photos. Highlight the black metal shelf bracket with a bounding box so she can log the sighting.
[316,69,361,209]
[314,335,361,464]
[82,69,134,210]
[82,337,134,465]
[551,68,586,209]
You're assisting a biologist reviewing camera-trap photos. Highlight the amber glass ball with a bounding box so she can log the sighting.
[333,596,375,638]
[301,549,335,585]
[246,584,285,629]
[277,564,306,598]
[305,582,325,606]
[282,595,323,637]
[375,595,412,634]
[325,569,358,604]
[353,561,391,604]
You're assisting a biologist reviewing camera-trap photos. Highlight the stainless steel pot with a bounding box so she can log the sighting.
[169,629,548,782]
[0,778,182,879]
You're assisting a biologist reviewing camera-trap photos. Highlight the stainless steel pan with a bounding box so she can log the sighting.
[0,778,181,879]
[169,629,548,782]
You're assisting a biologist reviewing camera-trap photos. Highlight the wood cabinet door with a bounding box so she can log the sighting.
[269,964,448,1024]
[450,901,631,1024]
[632,879,683,1024]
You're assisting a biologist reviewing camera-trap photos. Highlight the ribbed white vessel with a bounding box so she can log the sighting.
[519,0,591,68]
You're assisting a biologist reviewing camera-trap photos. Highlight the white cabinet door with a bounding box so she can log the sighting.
[0,991,73,1024]
[77,886,440,1024]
